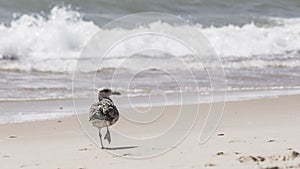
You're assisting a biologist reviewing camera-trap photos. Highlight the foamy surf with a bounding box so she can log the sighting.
[0,7,300,73]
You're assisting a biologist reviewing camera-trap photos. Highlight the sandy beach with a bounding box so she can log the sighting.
[1,95,300,169]
[1,1,300,169]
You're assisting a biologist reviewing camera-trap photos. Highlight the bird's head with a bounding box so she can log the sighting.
[98,88,121,101]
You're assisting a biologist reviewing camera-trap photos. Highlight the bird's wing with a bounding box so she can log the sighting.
[108,104,119,118]
[100,98,119,121]
[89,102,105,121]
[89,98,119,124]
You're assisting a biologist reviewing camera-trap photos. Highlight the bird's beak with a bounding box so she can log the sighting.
[112,91,121,95]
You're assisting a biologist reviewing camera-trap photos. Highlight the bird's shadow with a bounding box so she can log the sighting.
[104,146,138,150]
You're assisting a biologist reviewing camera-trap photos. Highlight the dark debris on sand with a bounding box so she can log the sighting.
[78,148,89,151]
[204,163,216,167]
[9,135,17,139]
[237,150,300,169]
[217,133,224,136]
[216,152,225,156]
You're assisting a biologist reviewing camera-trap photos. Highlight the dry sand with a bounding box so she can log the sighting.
[1,95,300,169]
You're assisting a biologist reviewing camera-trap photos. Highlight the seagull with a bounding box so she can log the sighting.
[89,88,121,149]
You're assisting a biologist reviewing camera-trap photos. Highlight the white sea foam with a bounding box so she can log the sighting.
[203,19,300,58]
[0,7,300,73]
[0,6,99,72]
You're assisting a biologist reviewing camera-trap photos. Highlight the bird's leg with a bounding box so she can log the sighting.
[104,124,111,144]
[98,128,104,149]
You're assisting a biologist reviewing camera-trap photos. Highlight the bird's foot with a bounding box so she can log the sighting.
[104,130,111,144]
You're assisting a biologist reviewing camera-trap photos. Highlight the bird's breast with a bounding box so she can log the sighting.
[90,119,108,128]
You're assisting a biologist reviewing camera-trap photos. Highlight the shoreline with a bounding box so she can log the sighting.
[1,95,300,168]
[1,91,300,124]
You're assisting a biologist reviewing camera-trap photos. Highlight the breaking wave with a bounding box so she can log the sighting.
[0,6,300,73]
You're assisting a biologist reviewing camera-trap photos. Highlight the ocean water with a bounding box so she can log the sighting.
[0,0,300,123]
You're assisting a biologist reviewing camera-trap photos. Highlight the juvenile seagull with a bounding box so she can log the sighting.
[89,88,121,149]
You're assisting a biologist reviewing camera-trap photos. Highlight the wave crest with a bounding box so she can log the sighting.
[0,6,300,73]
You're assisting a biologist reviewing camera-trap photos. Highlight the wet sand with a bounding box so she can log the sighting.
[0,95,300,169]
